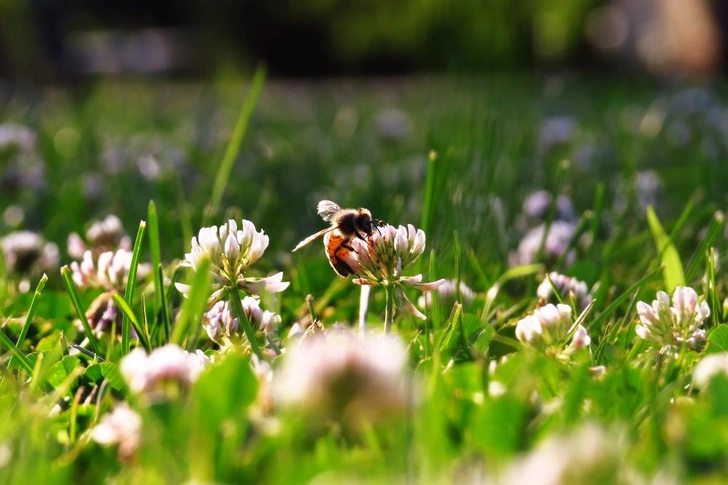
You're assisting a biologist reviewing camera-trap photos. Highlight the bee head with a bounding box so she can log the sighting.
[354,208,374,235]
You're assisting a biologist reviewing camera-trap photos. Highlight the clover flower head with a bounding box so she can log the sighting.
[636,286,710,354]
[516,303,589,354]
[70,248,149,292]
[537,272,593,311]
[509,221,577,267]
[185,219,267,278]
[120,344,210,400]
[522,190,575,222]
[275,332,408,425]
[203,297,280,344]
[0,122,36,152]
[68,215,131,259]
[418,278,476,310]
[693,352,728,389]
[500,423,632,485]
[1,231,59,277]
[90,403,141,460]
[345,223,444,320]
[181,219,288,300]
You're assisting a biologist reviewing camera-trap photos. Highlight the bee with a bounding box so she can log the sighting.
[293,200,382,276]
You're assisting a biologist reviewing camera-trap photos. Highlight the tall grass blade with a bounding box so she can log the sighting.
[229,285,264,360]
[171,258,212,347]
[15,274,47,350]
[205,66,266,224]
[0,329,33,374]
[646,206,685,292]
[147,201,168,340]
[122,220,146,355]
[112,293,151,351]
[61,266,101,355]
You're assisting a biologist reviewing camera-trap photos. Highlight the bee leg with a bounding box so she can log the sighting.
[341,240,356,252]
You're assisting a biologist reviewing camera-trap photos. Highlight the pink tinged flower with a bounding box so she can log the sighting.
[417,278,476,310]
[275,332,408,424]
[69,248,149,291]
[202,297,280,344]
[0,230,59,276]
[537,272,593,311]
[120,344,210,398]
[569,325,591,351]
[346,223,442,320]
[90,403,141,460]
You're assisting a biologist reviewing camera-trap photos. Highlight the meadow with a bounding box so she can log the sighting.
[2,70,728,483]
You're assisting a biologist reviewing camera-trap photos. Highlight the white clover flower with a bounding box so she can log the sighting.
[203,297,280,343]
[346,223,444,320]
[498,423,635,485]
[120,344,210,399]
[417,278,476,310]
[509,221,577,267]
[180,219,289,301]
[90,403,141,460]
[537,272,593,311]
[636,286,710,353]
[516,303,590,354]
[0,231,59,277]
[275,332,408,425]
[68,214,131,259]
[693,353,728,389]
[69,248,149,292]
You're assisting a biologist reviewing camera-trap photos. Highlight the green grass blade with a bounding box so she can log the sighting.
[61,266,101,355]
[112,293,151,351]
[428,249,441,332]
[0,328,33,374]
[646,206,685,292]
[205,66,266,224]
[589,183,605,257]
[147,200,167,339]
[171,258,212,347]
[228,285,264,360]
[15,274,47,350]
[421,150,438,237]
[157,264,171,344]
[122,220,147,355]
[685,211,725,282]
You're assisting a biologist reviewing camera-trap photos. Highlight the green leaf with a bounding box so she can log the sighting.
[84,364,102,383]
[192,353,258,427]
[471,394,527,455]
[47,356,81,389]
[100,362,126,391]
[646,206,685,292]
[705,325,728,354]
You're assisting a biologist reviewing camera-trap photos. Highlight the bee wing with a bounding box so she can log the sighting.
[317,200,343,222]
[292,226,337,252]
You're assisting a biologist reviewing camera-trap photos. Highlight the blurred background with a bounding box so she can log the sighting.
[0,0,726,79]
[2,0,728,287]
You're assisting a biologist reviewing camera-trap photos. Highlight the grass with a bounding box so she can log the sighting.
[1,72,728,483]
